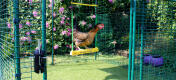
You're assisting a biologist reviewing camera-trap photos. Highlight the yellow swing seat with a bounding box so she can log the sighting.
[70,47,99,56]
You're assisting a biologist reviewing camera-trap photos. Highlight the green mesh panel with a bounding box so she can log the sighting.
[134,0,176,80]
[0,0,44,80]
[0,0,15,80]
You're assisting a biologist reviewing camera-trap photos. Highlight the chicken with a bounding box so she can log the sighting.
[73,23,104,50]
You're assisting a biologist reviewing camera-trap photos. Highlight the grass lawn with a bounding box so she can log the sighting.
[21,55,129,80]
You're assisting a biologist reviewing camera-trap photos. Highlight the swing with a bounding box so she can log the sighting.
[71,2,98,7]
[70,47,99,56]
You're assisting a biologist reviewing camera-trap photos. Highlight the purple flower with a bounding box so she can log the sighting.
[108,0,114,3]
[54,45,59,49]
[33,11,38,17]
[7,23,11,28]
[19,24,23,29]
[53,12,56,17]
[12,37,14,41]
[53,27,56,31]
[79,21,87,26]
[90,15,96,19]
[61,31,67,35]
[27,37,32,43]
[26,21,31,26]
[60,20,64,25]
[88,24,92,27]
[26,32,30,35]
[76,48,79,50]
[66,32,71,36]
[31,30,36,34]
[67,28,72,32]
[46,22,50,28]
[59,7,64,14]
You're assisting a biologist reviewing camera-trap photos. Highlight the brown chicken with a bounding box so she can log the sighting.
[73,23,104,50]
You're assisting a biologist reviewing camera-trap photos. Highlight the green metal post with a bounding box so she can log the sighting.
[131,0,137,80]
[14,0,21,80]
[42,0,47,80]
[140,1,145,80]
[94,0,98,60]
[128,0,133,80]
[51,0,54,65]
[71,9,74,51]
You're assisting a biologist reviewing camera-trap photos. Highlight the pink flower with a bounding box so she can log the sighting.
[7,23,11,28]
[61,17,65,20]
[53,27,56,31]
[90,15,96,19]
[46,22,50,28]
[26,32,30,35]
[66,45,72,49]
[48,3,52,8]
[19,24,23,29]
[66,45,70,48]
[46,39,49,43]
[49,0,52,3]
[60,20,64,25]
[53,12,56,17]
[67,28,72,32]
[49,0,55,3]
[26,21,31,26]
[66,32,71,36]
[20,37,27,41]
[33,11,38,17]
[31,30,36,34]
[26,0,32,3]
[59,7,64,14]
[35,47,39,50]
[67,18,70,20]
[61,31,67,35]
[29,0,32,3]
[79,21,87,26]
[54,45,59,49]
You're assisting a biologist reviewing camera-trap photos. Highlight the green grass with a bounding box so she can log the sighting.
[21,55,129,80]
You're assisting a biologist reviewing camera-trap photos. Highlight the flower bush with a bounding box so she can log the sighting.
[4,0,130,55]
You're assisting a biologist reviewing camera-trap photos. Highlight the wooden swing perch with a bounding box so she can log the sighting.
[71,2,98,7]
[70,47,99,56]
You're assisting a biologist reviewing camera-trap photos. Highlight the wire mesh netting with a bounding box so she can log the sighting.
[0,0,44,80]
[134,0,176,80]
[0,0,15,80]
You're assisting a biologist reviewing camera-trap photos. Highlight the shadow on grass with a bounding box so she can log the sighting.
[100,65,128,80]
